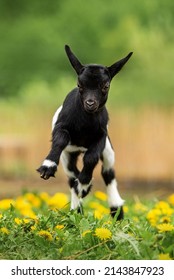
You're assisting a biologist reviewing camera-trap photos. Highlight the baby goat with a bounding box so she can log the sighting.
[37,45,133,220]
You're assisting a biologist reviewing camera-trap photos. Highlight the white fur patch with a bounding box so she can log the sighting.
[106,179,124,207]
[42,159,57,168]
[75,179,92,198]
[102,137,115,170]
[70,188,81,210]
[64,145,87,153]
[52,105,63,131]
[60,151,75,178]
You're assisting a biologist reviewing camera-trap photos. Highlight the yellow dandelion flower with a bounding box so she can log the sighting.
[168,194,174,206]
[20,208,37,219]
[39,192,50,202]
[94,191,107,201]
[0,227,9,235]
[155,201,170,210]
[98,205,109,214]
[0,199,15,210]
[123,205,129,213]
[15,196,30,210]
[95,228,112,240]
[156,223,174,233]
[37,230,53,241]
[82,230,91,237]
[24,193,41,208]
[94,209,103,219]
[48,193,68,209]
[31,225,36,231]
[147,208,161,221]
[89,201,101,209]
[158,253,172,260]
[134,202,148,212]
[94,210,109,220]
[23,218,31,224]
[149,218,158,227]
[14,217,22,225]
[161,207,173,216]
[160,216,171,224]
[55,225,64,230]
[90,201,109,217]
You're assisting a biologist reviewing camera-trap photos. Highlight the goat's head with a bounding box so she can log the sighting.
[65,45,133,113]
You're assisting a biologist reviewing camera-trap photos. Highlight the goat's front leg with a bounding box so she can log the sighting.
[75,137,106,198]
[37,127,70,180]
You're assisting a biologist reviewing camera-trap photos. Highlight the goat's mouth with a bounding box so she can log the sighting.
[84,100,99,113]
[84,104,98,113]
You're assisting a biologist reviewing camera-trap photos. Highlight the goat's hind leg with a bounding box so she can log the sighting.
[101,137,124,220]
[61,151,83,213]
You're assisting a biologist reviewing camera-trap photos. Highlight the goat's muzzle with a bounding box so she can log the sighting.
[84,99,98,113]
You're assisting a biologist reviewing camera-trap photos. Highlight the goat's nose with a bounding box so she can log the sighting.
[86,100,95,106]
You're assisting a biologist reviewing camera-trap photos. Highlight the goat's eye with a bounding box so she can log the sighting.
[102,82,110,93]
[77,83,83,93]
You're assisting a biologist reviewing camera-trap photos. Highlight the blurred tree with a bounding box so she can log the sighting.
[0,0,173,101]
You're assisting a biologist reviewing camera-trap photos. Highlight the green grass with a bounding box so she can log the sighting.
[0,190,174,260]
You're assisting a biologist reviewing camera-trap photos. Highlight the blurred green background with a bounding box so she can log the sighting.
[0,0,173,105]
[0,0,174,196]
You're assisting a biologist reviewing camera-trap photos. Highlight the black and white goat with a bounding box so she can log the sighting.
[37,45,133,220]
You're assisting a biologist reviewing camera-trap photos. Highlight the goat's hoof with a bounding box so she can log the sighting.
[110,206,124,220]
[36,165,57,180]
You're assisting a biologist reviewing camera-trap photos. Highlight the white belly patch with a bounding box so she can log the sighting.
[64,145,87,153]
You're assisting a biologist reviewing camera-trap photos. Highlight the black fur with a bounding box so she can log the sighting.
[37,45,133,220]
[110,206,124,220]
[102,168,115,185]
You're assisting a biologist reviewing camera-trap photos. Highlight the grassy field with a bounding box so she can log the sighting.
[0,190,174,260]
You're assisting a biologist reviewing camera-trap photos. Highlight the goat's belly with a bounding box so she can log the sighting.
[64,144,87,153]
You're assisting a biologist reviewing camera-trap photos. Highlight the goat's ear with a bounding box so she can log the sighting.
[65,45,84,75]
[107,52,133,79]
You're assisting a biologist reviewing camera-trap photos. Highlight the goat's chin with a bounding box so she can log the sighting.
[84,106,98,114]
[85,108,98,114]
